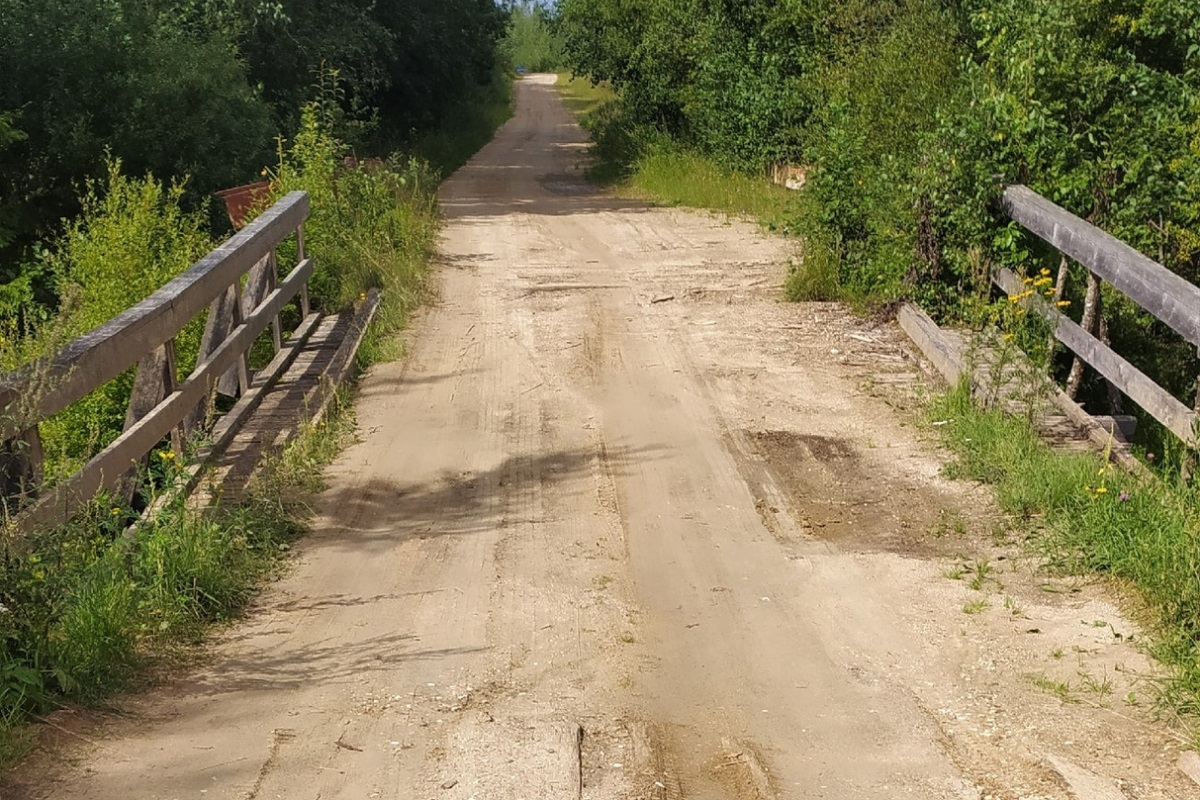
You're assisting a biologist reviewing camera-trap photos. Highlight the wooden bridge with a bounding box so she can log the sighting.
[901,184,1200,472]
[0,191,378,539]
[1,180,1198,538]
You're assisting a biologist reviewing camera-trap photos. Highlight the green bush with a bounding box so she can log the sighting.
[796,1,966,303]
[500,1,566,72]
[29,163,213,480]
[0,0,273,273]
[266,101,441,350]
[47,164,213,338]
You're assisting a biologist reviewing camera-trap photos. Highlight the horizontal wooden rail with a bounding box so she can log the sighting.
[993,268,1196,443]
[19,258,315,530]
[1001,185,1200,348]
[1000,185,1200,447]
[0,191,314,534]
[0,192,309,442]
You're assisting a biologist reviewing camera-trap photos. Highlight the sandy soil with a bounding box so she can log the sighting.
[6,74,1196,800]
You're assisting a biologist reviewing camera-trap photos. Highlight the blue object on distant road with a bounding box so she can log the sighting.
[516,65,528,75]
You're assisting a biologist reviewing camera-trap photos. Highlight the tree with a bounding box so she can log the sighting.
[0,0,274,271]
[500,1,566,73]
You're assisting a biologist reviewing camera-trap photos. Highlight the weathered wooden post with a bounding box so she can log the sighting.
[200,284,239,402]
[229,279,251,396]
[0,426,43,511]
[297,225,311,318]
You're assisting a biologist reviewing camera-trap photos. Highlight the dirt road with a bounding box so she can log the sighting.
[11,74,1196,800]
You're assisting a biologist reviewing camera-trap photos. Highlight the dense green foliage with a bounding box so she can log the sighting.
[557,0,1200,304]
[0,0,507,295]
[558,0,1200,428]
[0,0,271,283]
[501,1,566,73]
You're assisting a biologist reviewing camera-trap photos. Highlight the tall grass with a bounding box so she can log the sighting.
[931,381,1200,721]
[0,400,354,769]
[627,150,799,226]
[555,74,800,234]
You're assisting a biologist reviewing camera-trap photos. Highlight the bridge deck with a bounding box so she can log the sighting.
[198,307,359,504]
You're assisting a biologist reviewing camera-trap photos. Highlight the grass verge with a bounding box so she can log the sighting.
[0,396,354,771]
[930,380,1200,725]
[554,74,827,300]
[624,150,800,228]
[555,74,796,224]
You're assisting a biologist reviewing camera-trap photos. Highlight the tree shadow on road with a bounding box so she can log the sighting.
[308,443,662,555]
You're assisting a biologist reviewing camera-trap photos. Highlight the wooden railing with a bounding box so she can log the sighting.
[996,185,1198,445]
[0,191,313,533]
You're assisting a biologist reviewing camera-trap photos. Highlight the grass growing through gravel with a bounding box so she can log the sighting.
[930,381,1200,721]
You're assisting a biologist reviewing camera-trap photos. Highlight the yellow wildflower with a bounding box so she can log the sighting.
[1056,300,1070,308]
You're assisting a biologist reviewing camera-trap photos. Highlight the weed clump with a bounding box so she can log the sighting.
[0,403,352,768]
[931,381,1200,718]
